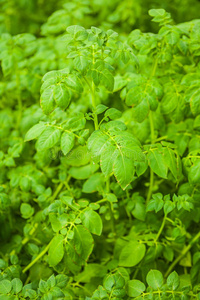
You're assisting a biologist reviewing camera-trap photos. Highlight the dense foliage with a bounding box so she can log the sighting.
[1,2,200,300]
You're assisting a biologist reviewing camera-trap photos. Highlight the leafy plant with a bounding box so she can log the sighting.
[1,3,200,300]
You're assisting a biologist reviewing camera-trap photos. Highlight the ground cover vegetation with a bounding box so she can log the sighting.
[1,1,200,299]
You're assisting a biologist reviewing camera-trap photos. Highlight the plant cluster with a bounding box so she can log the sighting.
[1,4,200,300]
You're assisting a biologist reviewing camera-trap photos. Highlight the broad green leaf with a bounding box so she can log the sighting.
[25,123,46,141]
[53,84,71,110]
[40,85,56,115]
[95,104,108,114]
[160,93,178,115]
[100,69,114,91]
[80,208,103,236]
[146,270,164,290]
[188,160,200,184]
[132,99,150,123]
[105,108,122,120]
[48,235,64,267]
[0,280,12,294]
[149,8,166,17]
[163,148,178,180]
[119,241,146,267]
[36,127,61,151]
[69,164,98,180]
[127,280,146,297]
[67,25,85,36]
[113,76,127,92]
[61,132,75,155]
[113,155,135,190]
[167,271,180,290]
[64,114,86,131]
[75,264,107,283]
[82,173,104,193]
[189,88,200,115]
[49,214,62,232]
[74,56,89,72]
[126,77,162,118]
[88,129,143,189]
[11,278,23,294]
[64,74,83,93]
[91,62,114,91]
[148,149,168,179]
[73,225,94,262]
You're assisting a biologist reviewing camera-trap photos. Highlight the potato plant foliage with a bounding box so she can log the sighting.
[1,2,200,300]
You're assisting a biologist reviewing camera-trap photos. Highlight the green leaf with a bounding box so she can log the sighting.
[80,208,103,236]
[95,104,108,114]
[64,74,83,93]
[105,108,122,120]
[73,225,94,262]
[127,280,146,297]
[64,114,86,131]
[113,155,135,190]
[61,132,75,155]
[24,123,46,141]
[74,56,89,72]
[163,148,178,180]
[88,129,143,189]
[69,164,98,180]
[20,203,34,219]
[167,271,180,290]
[67,25,85,36]
[132,99,150,123]
[148,149,168,179]
[119,241,146,267]
[40,85,56,115]
[82,173,104,193]
[188,160,200,184]
[0,280,12,294]
[126,77,162,120]
[53,84,71,110]
[11,278,23,294]
[146,270,164,290]
[48,235,64,267]
[36,127,61,151]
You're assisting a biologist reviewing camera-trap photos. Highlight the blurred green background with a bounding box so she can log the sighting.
[1,0,200,36]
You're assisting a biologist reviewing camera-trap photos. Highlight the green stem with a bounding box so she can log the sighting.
[146,111,155,204]
[22,241,51,273]
[164,231,200,278]
[135,290,197,299]
[151,56,158,77]
[106,177,115,234]
[146,169,154,204]
[91,81,99,130]
[50,182,64,202]
[83,77,98,130]
[155,216,166,242]
[149,110,155,144]
[16,71,22,128]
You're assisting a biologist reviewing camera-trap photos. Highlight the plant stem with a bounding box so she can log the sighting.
[91,81,99,130]
[106,177,115,234]
[83,77,98,130]
[155,216,166,242]
[22,241,51,273]
[51,182,64,202]
[149,110,155,143]
[146,110,155,204]
[164,231,200,278]
[16,71,22,128]
[146,169,154,204]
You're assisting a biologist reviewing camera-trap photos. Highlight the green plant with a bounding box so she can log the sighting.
[1,5,200,300]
